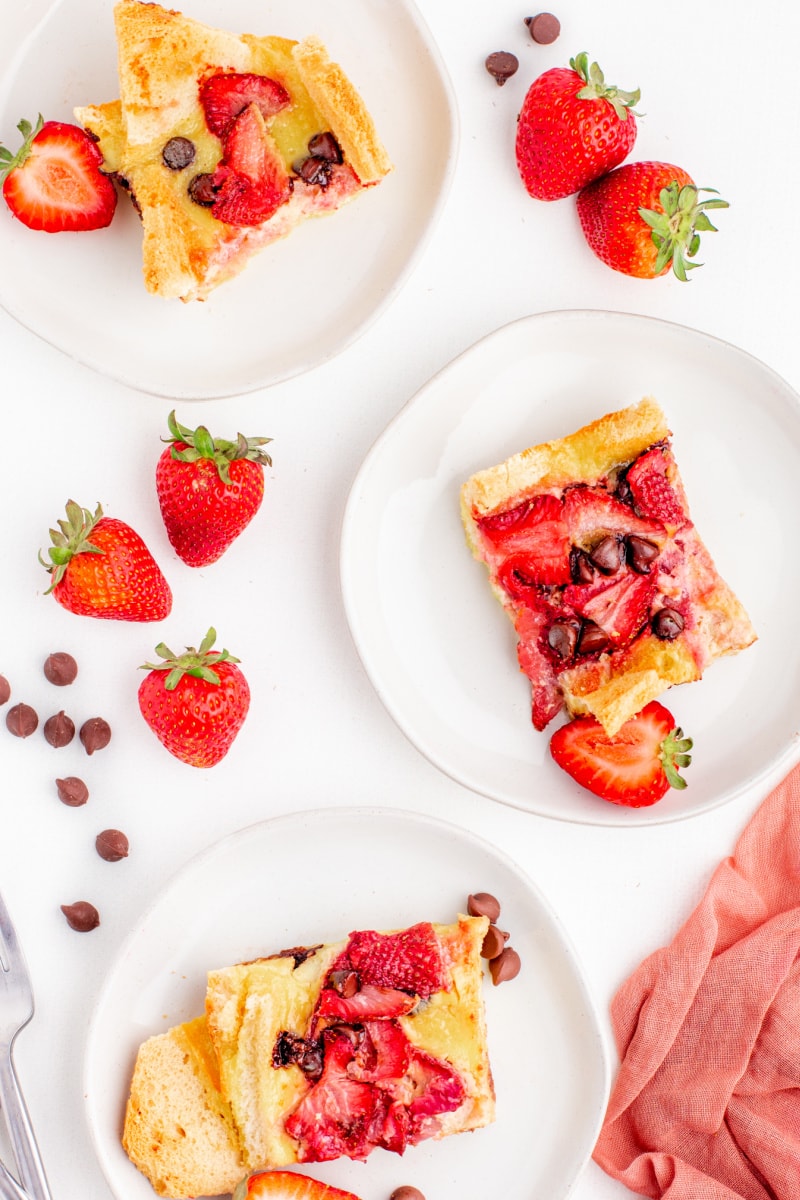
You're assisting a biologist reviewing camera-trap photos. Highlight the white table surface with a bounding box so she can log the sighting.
[0,1,797,1198]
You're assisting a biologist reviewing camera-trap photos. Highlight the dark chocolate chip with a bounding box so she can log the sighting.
[489,946,521,985]
[626,535,660,574]
[43,652,78,686]
[589,535,625,575]
[570,547,596,585]
[0,676,9,706]
[548,620,580,660]
[652,607,685,640]
[61,901,100,932]
[390,1189,426,1200]
[6,703,38,738]
[80,717,111,755]
[307,131,342,163]
[329,969,359,997]
[43,711,75,748]
[485,51,519,85]
[525,12,561,44]
[293,156,333,188]
[577,620,610,656]
[162,136,196,170]
[56,777,89,807]
[467,891,501,922]
[95,829,129,862]
[188,172,219,206]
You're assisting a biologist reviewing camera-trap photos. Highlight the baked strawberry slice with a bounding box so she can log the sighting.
[563,486,666,548]
[316,983,417,1022]
[235,1170,363,1200]
[349,1019,412,1083]
[549,700,693,806]
[564,571,656,647]
[625,445,688,527]
[345,923,447,998]
[200,71,291,139]
[405,1047,466,1142]
[1,116,116,232]
[211,103,292,227]
[514,604,563,730]
[480,494,571,586]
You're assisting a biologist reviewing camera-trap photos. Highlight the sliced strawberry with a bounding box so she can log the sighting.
[563,486,666,548]
[480,494,571,586]
[549,700,693,807]
[564,571,656,647]
[625,445,688,527]
[514,605,563,730]
[236,1170,363,1200]
[405,1047,466,1142]
[349,1019,411,1083]
[211,104,292,228]
[344,923,447,998]
[1,117,116,232]
[200,71,291,139]
[317,983,417,1022]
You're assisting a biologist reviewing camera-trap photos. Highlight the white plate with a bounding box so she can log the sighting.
[84,807,609,1200]
[340,310,800,826]
[0,0,456,399]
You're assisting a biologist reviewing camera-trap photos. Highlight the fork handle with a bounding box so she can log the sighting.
[0,1158,30,1200]
[0,1052,52,1200]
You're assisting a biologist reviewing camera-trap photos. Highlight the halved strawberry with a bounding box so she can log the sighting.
[549,700,693,806]
[345,923,447,998]
[234,1169,363,1200]
[1,116,116,232]
[564,571,656,647]
[316,983,417,1022]
[480,494,571,586]
[211,103,292,227]
[625,446,688,527]
[200,71,291,139]
[563,486,666,548]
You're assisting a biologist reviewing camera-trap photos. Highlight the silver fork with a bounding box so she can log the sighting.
[0,893,53,1200]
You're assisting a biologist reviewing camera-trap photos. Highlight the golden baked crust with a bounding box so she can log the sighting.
[461,398,756,735]
[75,0,392,299]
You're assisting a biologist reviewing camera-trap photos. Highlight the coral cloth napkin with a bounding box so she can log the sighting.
[593,763,800,1200]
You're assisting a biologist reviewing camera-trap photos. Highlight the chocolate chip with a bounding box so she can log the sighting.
[329,969,359,997]
[626,535,660,574]
[390,1188,426,1200]
[481,924,509,960]
[188,172,219,206]
[56,777,89,807]
[589,535,625,575]
[162,136,196,170]
[307,131,342,163]
[293,156,333,188]
[652,607,685,640]
[96,829,129,862]
[570,547,596,584]
[577,620,610,656]
[6,703,38,738]
[467,891,501,922]
[60,901,100,932]
[489,946,521,985]
[80,717,111,755]
[525,12,561,44]
[43,711,75,748]
[485,51,519,86]
[548,619,580,660]
[43,652,78,686]
[0,676,9,705]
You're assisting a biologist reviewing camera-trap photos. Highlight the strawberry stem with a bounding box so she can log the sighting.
[638,182,729,281]
[570,52,641,120]
[39,500,105,593]
[140,627,240,691]
[163,410,272,485]
[659,725,693,790]
[0,115,44,182]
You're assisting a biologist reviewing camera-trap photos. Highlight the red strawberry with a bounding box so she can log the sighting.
[210,103,292,227]
[625,446,688,526]
[137,628,250,767]
[577,161,729,279]
[564,571,656,647]
[344,923,447,997]
[480,494,571,585]
[234,1169,362,1200]
[563,486,666,548]
[156,410,272,567]
[550,700,693,806]
[200,72,291,139]
[515,52,639,201]
[316,984,417,1022]
[41,501,171,622]
[1,116,116,232]
[514,604,563,730]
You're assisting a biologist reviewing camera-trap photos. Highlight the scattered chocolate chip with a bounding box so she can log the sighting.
[576,620,610,656]
[525,12,561,44]
[589,535,625,575]
[162,136,196,170]
[293,155,333,188]
[188,172,219,206]
[56,777,89,807]
[467,891,501,922]
[6,703,38,738]
[80,717,111,755]
[43,652,78,686]
[548,619,580,660]
[570,547,596,585]
[489,946,521,985]
[390,1188,426,1200]
[43,711,75,748]
[485,51,519,86]
[60,901,100,932]
[0,676,9,706]
[652,607,685,640]
[273,1030,324,1080]
[481,924,509,961]
[329,969,359,997]
[308,131,342,163]
[96,829,129,862]
[272,944,323,968]
[626,535,660,575]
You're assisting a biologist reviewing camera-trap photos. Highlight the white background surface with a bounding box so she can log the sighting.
[0,1,798,1199]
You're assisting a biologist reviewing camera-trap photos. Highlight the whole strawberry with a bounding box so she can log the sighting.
[138,628,250,767]
[156,410,272,567]
[577,162,729,279]
[41,500,172,621]
[515,51,640,201]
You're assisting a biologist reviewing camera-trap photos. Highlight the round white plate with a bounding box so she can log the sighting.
[84,807,609,1200]
[340,310,800,826]
[0,0,456,399]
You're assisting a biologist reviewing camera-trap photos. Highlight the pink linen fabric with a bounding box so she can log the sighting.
[593,763,800,1200]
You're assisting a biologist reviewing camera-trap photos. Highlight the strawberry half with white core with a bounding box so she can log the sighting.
[550,700,692,806]
[234,1172,362,1200]
[0,116,117,231]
